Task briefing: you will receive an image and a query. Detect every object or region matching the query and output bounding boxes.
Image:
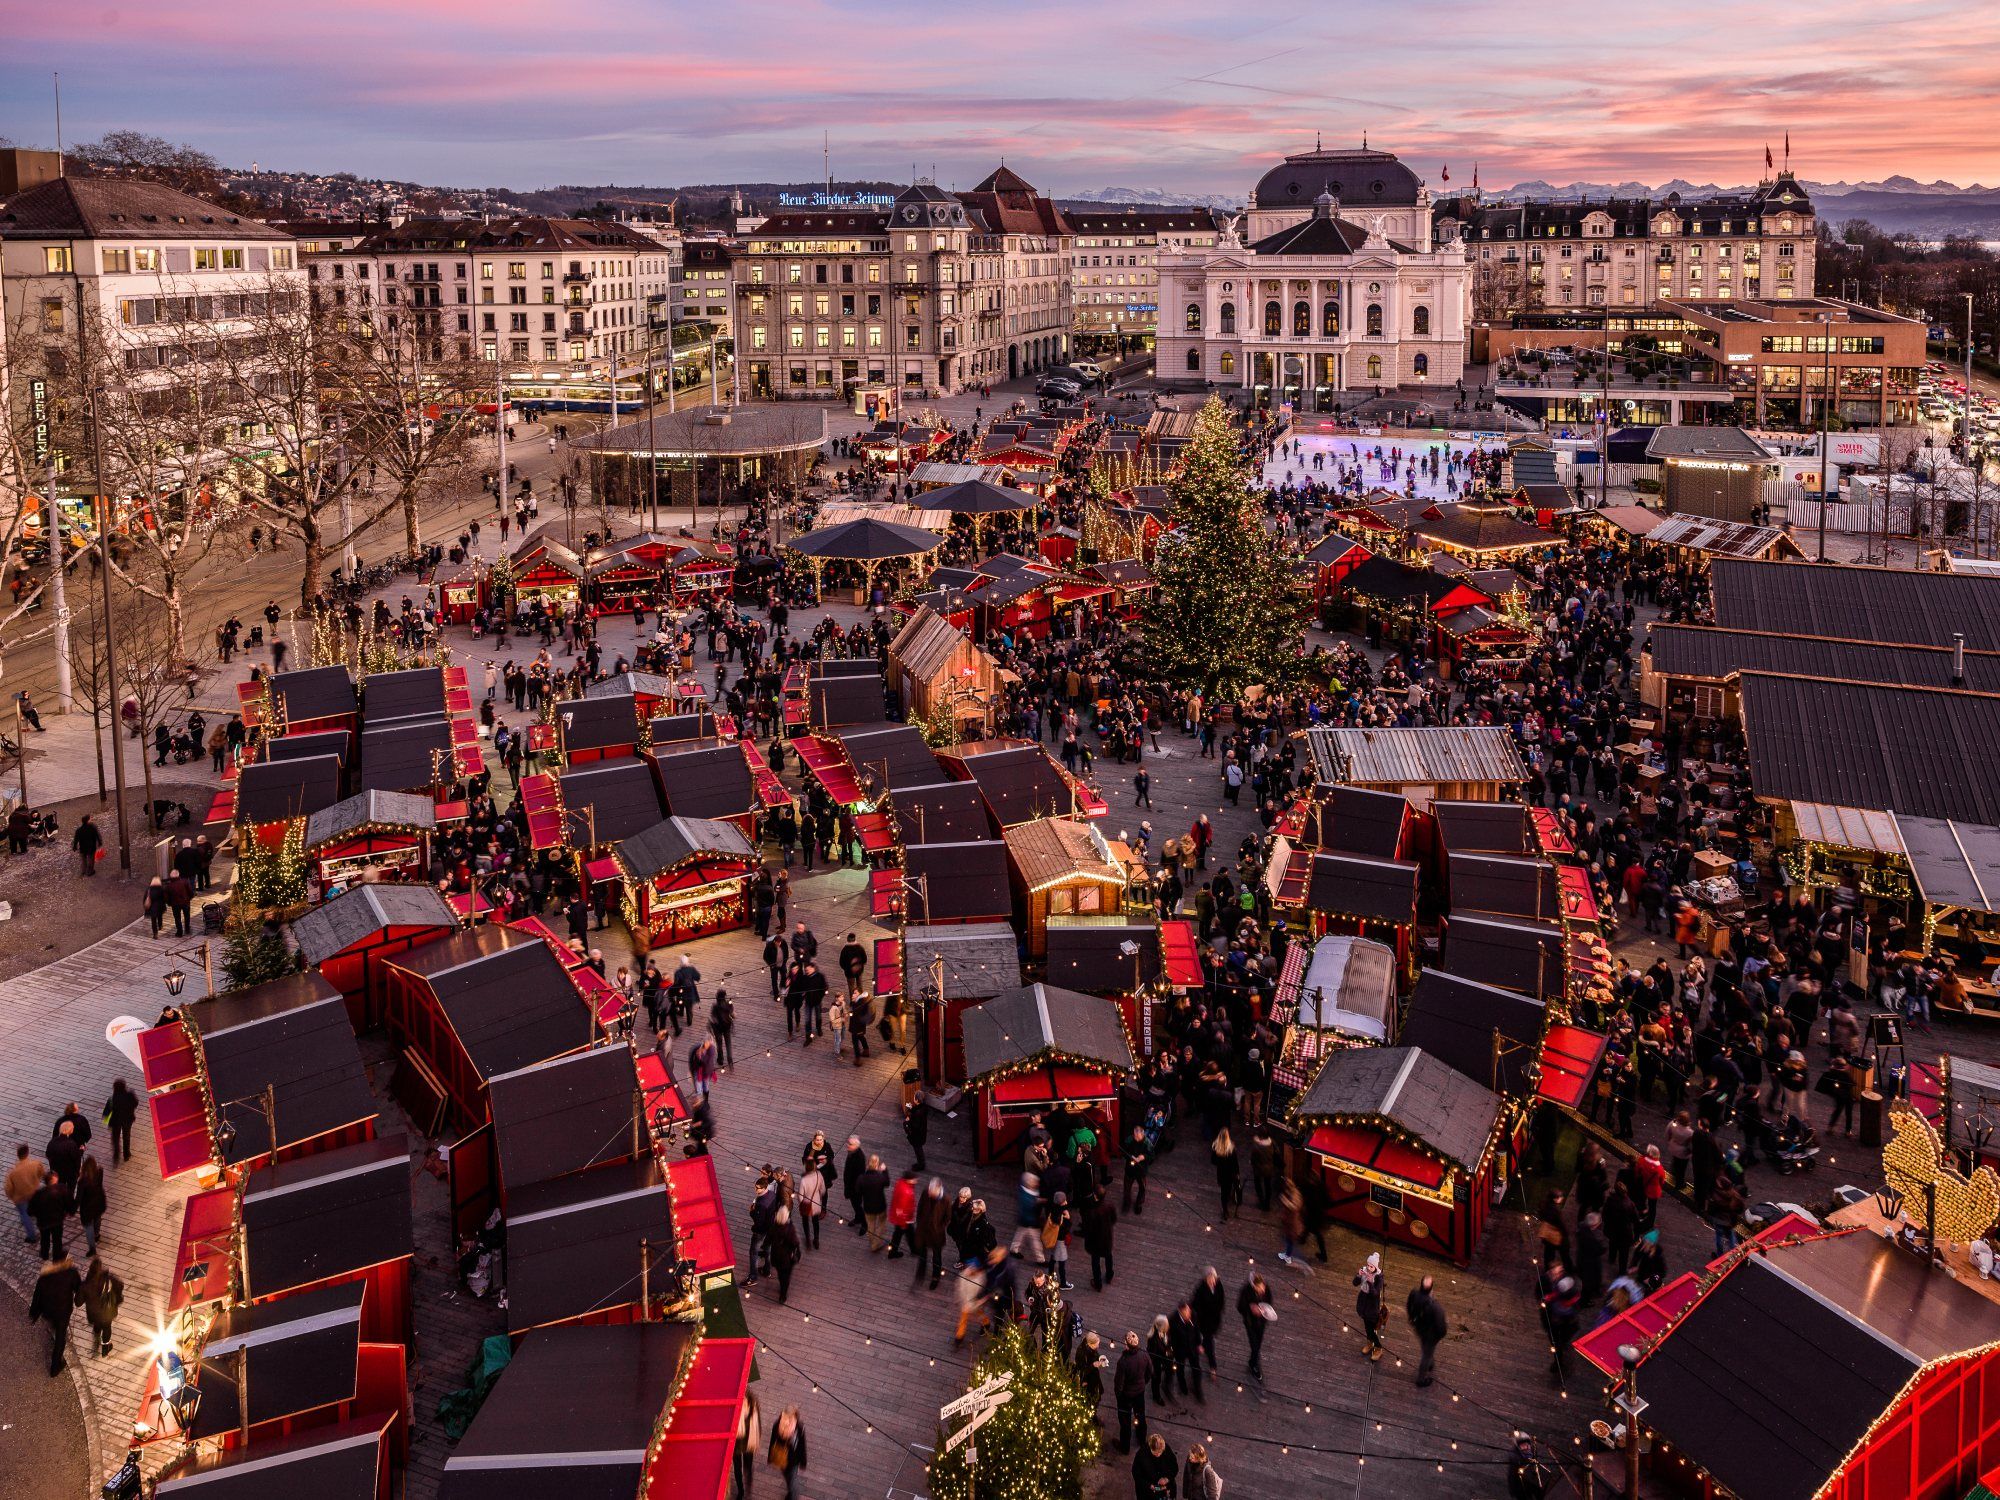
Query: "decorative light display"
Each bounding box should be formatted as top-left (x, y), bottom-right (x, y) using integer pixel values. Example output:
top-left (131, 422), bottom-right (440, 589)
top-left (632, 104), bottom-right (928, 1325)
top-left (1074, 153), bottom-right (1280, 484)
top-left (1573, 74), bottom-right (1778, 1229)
top-left (1882, 1102), bottom-right (2000, 1244)
top-left (926, 1324), bottom-right (1098, 1500)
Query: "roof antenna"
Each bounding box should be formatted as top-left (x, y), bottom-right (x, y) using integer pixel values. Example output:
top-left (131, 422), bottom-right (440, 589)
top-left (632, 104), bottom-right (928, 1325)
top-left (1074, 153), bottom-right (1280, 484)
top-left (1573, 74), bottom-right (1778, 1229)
top-left (1363, 129), bottom-right (1369, 150)
top-left (1316, 129), bottom-right (1322, 151)
top-left (825, 130), bottom-right (831, 197)
top-left (53, 71), bottom-right (63, 174)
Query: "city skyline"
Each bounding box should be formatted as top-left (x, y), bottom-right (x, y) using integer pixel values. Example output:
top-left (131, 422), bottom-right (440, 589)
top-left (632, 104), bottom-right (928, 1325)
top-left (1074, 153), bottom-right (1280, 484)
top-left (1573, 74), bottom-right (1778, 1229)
top-left (5, 0), bottom-right (2000, 196)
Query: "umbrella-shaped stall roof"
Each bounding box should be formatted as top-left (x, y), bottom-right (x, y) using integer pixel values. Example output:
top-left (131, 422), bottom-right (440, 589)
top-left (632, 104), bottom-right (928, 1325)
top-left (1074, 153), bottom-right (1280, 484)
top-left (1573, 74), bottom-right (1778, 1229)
top-left (924, 478), bottom-right (1041, 515)
top-left (784, 516), bottom-right (943, 561)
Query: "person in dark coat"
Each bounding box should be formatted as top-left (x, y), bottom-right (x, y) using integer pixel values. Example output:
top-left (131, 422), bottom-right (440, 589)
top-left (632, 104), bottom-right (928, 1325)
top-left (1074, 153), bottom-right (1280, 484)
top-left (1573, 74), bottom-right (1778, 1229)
top-left (1406, 1275), bottom-right (1447, 1387)
top-left (1113, 1330), bottom-right (1152, 1453)
top-left (769, 1207), bottom-right (802, 1304)
top-left (73, 1156), bottom-right (106, 1256)
top-left (1083, 1194), bottom-right (1118, 1289)
top-left (73, 815), bottom-right (102, 876)
top-left (1168, 1302), bottom-right (1205, 1403)
top-left (53, 1103), bottom-right (91, 1152)
top-left (27, 1172), bottom-right (67, 1261)
top-left (44, 1122), bottom-right (81, 1196)
top-left (903, 1099), bottom-right (929, 1172)
top-left (162, 873), bottom-right (195, 936)
top-left (1190, 1267), bottom-right (1225, 1372)
top-left (102, 1082), bottom-right (139, 1165)
top-left (1132, 1432), bottom-right (1178, 1500)
top-left (912, 1178), bottom-right (951, 1289)
top-left (1237, 1273), bottom-right (1274, 1380)
top-left (767, 1407), bottom-right (807, 1500)
top-left (143, 878), bottom-right (168, 937)
top-left (841, 1136), bottom-right (868, 1234)
top-left (29, 1252), bottom-right (82, 1374)
top-left (81, 1256), bottom-right (123, 1356)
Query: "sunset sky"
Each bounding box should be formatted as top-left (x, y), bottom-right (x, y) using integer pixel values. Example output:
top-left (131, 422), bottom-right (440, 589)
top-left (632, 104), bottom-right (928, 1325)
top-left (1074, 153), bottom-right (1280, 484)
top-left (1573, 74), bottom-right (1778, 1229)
top-left (6, 0), bottom-right (2000, 194)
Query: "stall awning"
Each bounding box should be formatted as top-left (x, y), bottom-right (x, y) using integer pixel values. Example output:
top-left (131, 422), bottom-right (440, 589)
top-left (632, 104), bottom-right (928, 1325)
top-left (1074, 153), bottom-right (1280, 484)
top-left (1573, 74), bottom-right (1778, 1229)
top-left (1790, 800), bottom-right (1907, 856)
top-left (1305, 1122), bottom-right (1449, 1191)
top-left (1535, 1026), bottom-right (1608, 1109)
top-left (1529, 808), bottom-right (1574, 857)
top-left (1159, 920), bottom-right (1203, 987)
top-left (794, 735), bottom-right (866, 806)
top-left (583, 857), bottom-right (621, 882)
top-left (151, 1086), bottom-right (214, 1178)
top-left (644, 1337), bottom-right (755, 1500)
top-left (1055, 583), bottom-right (1114, 604)
top-left (140, 1022), bottom-right (198, 1092)
top-left (990, 1066), bottom-right (1114, 1107)
top-left (854, 810), bottom-right (896, 853)
top-left (667, 1155), bottom-right (735, 1277)
top-left (1556, 864), bottom-right (1600, 924)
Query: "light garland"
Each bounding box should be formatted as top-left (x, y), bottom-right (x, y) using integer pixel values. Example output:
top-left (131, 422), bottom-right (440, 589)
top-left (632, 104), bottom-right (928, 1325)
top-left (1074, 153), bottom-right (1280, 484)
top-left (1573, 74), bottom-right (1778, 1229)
top-left (1882, 1102), bottom-right (2000, 1244)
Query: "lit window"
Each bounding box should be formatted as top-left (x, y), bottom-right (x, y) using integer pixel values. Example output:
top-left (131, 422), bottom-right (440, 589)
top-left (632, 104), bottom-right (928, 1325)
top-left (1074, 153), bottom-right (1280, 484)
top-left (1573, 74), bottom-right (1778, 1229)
top-left (45, 247), bottom-right (73, 273)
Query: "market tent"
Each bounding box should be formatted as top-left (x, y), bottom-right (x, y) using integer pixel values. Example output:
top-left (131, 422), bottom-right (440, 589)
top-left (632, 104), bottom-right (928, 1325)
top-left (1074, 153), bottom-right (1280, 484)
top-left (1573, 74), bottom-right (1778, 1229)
top-left (902, 840), bottom-right (1013, 923)
top-left (653, 744), bottom-right (757, 821)
top-left (1291, 1046), bottom-right (1500, 1176)
top-left (156, 1414), bottom-right (394, 1500)
top-left (1305, 851), bottom-right (1421, 926)
top-left (1290, 934), bottom-right (1396, 1041)
top-left (923, 477), bottom-right (1041, 548)
top-left (304, 789), bottom-right (436, 857)
top-left (836, 723), bottom-right (947, 791)
top-left (616, 815), bottom-right (758, 883)
top-left (785, 515), bottom-right (943, 596)
top-left (1045, 917), bottom-right (1162, 994)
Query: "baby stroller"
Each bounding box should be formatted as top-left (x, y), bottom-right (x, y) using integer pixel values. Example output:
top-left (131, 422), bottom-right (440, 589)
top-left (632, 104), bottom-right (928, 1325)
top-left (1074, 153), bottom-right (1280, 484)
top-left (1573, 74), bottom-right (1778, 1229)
top-left (1772, 1116), bottom-right (1821, 1175)
top-left (1138, 1088), bottom-right (1174, 1155)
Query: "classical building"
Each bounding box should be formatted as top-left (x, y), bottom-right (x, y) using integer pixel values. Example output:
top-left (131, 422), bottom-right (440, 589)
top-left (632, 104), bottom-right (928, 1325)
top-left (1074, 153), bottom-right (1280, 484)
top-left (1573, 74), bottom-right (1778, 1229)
top-left (733, 168), bottom-right (1074, 401)
top-left (310, 217), bottom-right (675, 368)
top-left (1155, 146), bottom-right (1470, 406)
top-left (1437, 170), bottom-right (1817, 319)
top-left (1068, 208), bottom-right (1225, 353)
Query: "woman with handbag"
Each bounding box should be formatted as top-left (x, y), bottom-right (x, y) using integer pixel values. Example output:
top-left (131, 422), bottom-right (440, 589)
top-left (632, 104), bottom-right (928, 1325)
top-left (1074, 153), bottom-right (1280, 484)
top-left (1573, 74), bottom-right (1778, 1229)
top-left (767, 1407), bottom-right (807, 1500)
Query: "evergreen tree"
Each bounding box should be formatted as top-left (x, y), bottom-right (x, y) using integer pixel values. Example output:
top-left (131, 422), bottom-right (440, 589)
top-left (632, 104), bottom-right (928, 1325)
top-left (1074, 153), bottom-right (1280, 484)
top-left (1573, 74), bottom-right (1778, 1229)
top-left (927, 1325), bottom-right (1097, 1500)
top-left (1141, 397), bottom-right (1301, 699)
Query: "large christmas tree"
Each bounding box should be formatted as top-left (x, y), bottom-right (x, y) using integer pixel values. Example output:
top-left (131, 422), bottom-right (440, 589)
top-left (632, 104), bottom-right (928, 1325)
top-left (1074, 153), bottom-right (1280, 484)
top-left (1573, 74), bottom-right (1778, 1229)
top-left (927, 1325), bottom-right (1098, 1500)
top-left (1141, 397), bottom-right (1301, 700)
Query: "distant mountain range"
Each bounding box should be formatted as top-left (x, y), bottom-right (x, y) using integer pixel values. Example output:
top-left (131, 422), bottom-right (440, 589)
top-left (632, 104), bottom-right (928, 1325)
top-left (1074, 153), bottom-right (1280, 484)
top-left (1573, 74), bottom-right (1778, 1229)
top-left (1062, 186), bottom-right (1242, 210)
top-left (1493, 176), bottom-right (1994, 200)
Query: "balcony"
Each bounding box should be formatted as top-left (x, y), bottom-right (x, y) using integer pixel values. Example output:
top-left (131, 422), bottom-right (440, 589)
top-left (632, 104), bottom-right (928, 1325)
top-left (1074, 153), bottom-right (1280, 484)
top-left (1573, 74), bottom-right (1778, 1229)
top-left (562, 269), bottom-right (594, 286)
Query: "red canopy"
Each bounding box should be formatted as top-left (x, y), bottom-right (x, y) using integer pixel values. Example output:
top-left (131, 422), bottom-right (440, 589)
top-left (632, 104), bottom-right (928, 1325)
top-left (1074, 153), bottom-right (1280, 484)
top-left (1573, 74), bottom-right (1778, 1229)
top-left (643, 1337), bottom-right (755, 1500)
top-left (1535, 1025), bottom-right (1607, 1109)
top-left (1306, 1121), bottom-right (1449, 1191)
top-left (990, 1066), bottom-right (1114, 1106)
top-left (1159, 921), bottom-right (1203, 987)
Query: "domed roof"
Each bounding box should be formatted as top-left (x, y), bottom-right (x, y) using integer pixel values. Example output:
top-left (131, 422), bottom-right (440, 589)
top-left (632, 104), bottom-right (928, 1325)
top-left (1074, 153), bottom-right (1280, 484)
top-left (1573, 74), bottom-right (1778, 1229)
top-left (1253, 148), bottom-right (1422, 209)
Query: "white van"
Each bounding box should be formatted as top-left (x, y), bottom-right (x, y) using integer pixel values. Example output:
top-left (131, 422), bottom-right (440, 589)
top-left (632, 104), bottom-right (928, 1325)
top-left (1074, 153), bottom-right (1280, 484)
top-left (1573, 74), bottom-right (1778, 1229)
top-left (1069, 360), bottom-right (1107, 384)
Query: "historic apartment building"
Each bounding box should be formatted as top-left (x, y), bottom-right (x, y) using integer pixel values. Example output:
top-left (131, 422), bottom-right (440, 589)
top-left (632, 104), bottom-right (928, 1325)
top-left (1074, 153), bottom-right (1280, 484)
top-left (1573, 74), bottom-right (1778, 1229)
top-left (1068, 208), bottom-right (1225, 353)
top-left (733, 167), bottom-right (1073, 400)
top-left (308, 216), bottom-right (675, 368)
top-left (1155, 145), bottom-right (1471, 406)
top-left (1434, 170), bottom-right (1817, 319)
top-left (0, 152), bottom-right (306, 499)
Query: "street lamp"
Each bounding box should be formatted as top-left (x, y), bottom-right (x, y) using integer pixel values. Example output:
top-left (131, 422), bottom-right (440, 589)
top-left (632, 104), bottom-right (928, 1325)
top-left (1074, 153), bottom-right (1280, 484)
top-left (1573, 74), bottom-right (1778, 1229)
top-left (1817, 311), bottom-right (1833, 562)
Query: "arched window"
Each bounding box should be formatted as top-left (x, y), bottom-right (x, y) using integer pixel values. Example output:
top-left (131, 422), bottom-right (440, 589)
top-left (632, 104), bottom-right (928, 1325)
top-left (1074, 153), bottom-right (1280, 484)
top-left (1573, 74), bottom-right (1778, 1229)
top-left (1292, 300), bottom-right (1310, 336)
top-left (1322, 300), bottom-right (1340, 336)
top-left (1412, 305), bottom-right (1430, 335)
top-left (1366, 355), bottom-right (1382, 380)
top-left (1219, 350), bottom-right (1236, 376)
top-left (1366, 303), bottom-right (1383, 336)
top-left (1185, 348), bottom-right (1201, 371)
top-left (1219, 302), bottom-right (1236, 334)
top-left (1263, 300), bottom-right (1281, 336)
top-left (1413, 353), bottom-right (1429, 376)
top-left (1185, 303), bottom-right (1202, 332)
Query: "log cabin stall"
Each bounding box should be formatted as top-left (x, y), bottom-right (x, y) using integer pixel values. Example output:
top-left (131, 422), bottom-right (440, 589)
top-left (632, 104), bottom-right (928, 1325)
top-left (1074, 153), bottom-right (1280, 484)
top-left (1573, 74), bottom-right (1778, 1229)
top-left (289, 883), bottom-right (463, 1032)
top-left (439, 1321), bottom-right (753, 1500)
top-left (303, 790), bottom-right (437, 896)
top-left (1288, 1045), bottom-right (1512, 1266)
top-left (508, 528), bottom-right (587, 610)
top-left (1304, 725), bottom-right (1527, 810)
top-left (1002, 816), bottom-right (1131, 959)
top-left (137, 971), bottom-right (379, 1181)
top-left (960, 982), bottom-right (1136, 1164)
top-left (888, 605), bottom-right (1007, 734)
top-left (612, 815), bottom-right (759, 946)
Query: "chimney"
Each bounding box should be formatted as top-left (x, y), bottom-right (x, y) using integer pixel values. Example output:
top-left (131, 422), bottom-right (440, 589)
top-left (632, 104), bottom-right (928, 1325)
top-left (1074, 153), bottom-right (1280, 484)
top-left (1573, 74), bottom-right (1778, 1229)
top-left (0, 148), bottom-right (62, 195)
top-left (1953, 632), bottom-right (1966, 685)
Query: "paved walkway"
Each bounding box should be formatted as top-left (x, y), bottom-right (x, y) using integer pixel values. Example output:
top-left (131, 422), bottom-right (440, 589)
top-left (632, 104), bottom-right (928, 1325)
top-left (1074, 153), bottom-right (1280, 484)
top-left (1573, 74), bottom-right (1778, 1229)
top-left (0, 920), bottom-right (200, 1490)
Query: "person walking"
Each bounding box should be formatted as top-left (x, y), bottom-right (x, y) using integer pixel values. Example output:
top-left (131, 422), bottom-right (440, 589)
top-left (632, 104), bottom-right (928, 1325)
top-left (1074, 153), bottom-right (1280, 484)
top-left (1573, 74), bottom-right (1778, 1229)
top-left (1182, 1442), bottom-right (1222, 1500)
top-left (28, 1171), bottom-right (67, 1261)
top-left (766, 1408), bottom-right (807, 1500)
top-left (74, 1156), bottom-right (106, 1256)
top-left (73, 814), bottom-right (102, 876)
top-left (81, 1255), bottom-right (123, 1357)
top-left (913, 1178), bottom-right (950, 1288)
top-left (1237, 1273), bottom-right (1274, 1381)
top-left (1114, 1330), bottom-right (1152, 1454)
top-left (7, 1144), bottom-right (45, 1245)
top-left (1210, 1129), bottom-right (1240, 1222)
top-left (1353, 1252), bottom-right (1386, 1361)
top-left (1406, 1274), bottom-right (1447, 1388)
top-left (732, 1391), bottom-right (762, 1500)
top-left (794, 1159), bottom-right (825, 1250)
top-left (1133, 1432), bottom-right (1178, 1500)
top-left (1190, 1268), bottom-right (1224, 1373)
top-left (101, 1081), bottom-right (138, 1166)
top-left (857, 1155), bottom-right (891, 1251)
top-left (1084, 1192), bottom-right (1118, 1289)
top-left (769, 1207), bottom-right (802, 1304)
top-left (29, 1252), bottom-right (82, 1375)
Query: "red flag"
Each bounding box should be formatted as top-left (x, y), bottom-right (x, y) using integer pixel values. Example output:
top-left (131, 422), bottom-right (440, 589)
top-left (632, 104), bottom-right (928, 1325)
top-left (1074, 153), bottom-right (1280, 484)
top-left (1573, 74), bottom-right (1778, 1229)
top-left (1766, 144), bottom-right (1774, 171)
top-left (1441, 163), bottom-right (1450, 182)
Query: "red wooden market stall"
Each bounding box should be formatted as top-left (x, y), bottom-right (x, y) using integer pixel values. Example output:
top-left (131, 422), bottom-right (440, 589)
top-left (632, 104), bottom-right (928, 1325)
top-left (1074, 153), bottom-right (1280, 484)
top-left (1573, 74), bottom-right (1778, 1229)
top-left (289, 883), bottom-right (463, 1032)
top-left (611, 815), bottom-right (759, 946)
top-left (960, 982), bottom-right (1135, 1165)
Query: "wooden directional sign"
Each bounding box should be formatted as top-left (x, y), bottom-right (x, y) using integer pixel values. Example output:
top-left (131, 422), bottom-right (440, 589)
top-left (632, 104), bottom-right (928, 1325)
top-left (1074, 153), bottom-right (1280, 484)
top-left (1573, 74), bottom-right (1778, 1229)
top-left (942, 1399), bottom-right (1005, 1451)
top-left (938, 1371), bottom-right (1012, 1422)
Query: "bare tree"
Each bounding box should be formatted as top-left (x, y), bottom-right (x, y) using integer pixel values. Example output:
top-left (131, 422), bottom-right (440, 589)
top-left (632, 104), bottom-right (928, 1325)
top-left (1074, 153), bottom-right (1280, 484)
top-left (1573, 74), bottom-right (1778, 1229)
top-left (56, 572), bottom-right (115, 803)
top-left (0, 306), bottom-right (93, 692)
top-left (66, 131), bottom-right (227, 200)
top-left (113, 587), bottom-right (209, 832)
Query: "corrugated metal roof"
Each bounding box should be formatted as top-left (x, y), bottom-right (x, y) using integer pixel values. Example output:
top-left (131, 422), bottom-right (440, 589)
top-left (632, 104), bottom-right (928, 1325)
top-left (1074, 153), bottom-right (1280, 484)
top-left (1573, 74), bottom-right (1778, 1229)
top-left (1892, 815), bottom-right (2000, 913)
top-left (1646, 624), bottom-right (2000, 692)
top-left (1738, 673), bottom-right (2000, 824)
top-left (1645, 515), bottom-right (1799, 559)
top-left (1789, 802), bottom-right (1906, 855)
top-left (1711, 559), bottom-right (2000, 651)
top-left (1307, 726), bottom-right (1526, 788)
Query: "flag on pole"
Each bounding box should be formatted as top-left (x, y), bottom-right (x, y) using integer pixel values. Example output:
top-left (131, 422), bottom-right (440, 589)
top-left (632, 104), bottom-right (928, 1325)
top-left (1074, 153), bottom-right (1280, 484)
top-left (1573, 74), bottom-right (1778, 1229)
top-left (1441, 163), bottom-right (1450, 182)
top-left (1784, 131), bottom-right (1791, 167)
top-left (1766, 143), bottom-right (1774, 172)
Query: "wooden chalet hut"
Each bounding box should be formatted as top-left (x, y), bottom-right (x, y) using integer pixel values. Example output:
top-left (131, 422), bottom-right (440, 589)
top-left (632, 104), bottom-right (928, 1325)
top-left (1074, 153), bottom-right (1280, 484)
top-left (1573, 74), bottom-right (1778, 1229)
top-left (961, 982), bottom-right (1136, 1164)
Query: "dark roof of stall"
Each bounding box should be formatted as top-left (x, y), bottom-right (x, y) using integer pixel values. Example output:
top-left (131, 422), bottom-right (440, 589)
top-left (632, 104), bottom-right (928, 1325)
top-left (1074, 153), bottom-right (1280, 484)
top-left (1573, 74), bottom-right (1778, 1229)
top-left (188, 973), bottom-right (375, 1163)
top-left (558, 760), bottom-right (667, 844)
top-left (1292, 1046), bottom-right (1502, 1174)
top-left (268, 666), bottom-right (357, 725)
top-left (1447, 850), bottom-right (1558, 920)
top-left (1431, 799), bottom-right (1532, 856)
top-left (189, 1281), bottom-right (365, 1438)
top-left (888, 780), bottom-right (995, 844)
top-left (236, 755), bottom-right (344, 825)
top-left (614, 815), bottom-right (757, 882)
top-left (652, 742), bottom-right (754, 820)
top-left (241, 1133), bottom-right (413, 1296)
top-left (553, 693), bottom-right (641, 752)
top-left (1044, 917), bottom-right (1161, 993)
top-left (503, 1157), bottom-right (672, 1334)
top-left (960, 982), bottom-right (1135, 1084)
top-left (1399, 968), bottom-right (1546, 1094)
top-left (903, 840), bottom-right (1013, 923)
top-left (290, 882), bottom-right (459, 965)
top-left (488, 1044), bottom-right (641, 1193)
top-left (156, 1414), bottom-right (392, 1500)
top-left (384, 928), bottom-right (591, 1080)
top-left (1304, 851), bottom-right (1420, 925)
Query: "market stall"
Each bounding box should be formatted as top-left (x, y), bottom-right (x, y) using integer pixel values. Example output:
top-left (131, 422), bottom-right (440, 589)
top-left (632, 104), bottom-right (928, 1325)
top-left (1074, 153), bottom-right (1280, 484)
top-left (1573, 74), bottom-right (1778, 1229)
top-left (1264, 935), bottom-right (1397, 1121)
top-left (303, 790), bottom-right (436, 895)
top-left (1290, 1045), bottom-right (1511, 1266)
top-left (612, 815), bottom-right (759, 945)
top-left (507, 531), bottom-right (586, 610)
top-left (437, 560), bottom-right (487, 625)
top-left (290, 884), bottom-right (462, 1031)
top-left (1002, 816), bottom-right (1129, 959)
top-left (960, 982), bottom-right (1135, 1164)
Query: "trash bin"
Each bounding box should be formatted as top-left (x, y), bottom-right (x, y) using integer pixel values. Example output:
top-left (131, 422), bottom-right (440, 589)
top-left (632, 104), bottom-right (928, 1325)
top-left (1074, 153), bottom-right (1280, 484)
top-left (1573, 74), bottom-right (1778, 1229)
top-left (1859, 1089), bottom-right (1885, 1148)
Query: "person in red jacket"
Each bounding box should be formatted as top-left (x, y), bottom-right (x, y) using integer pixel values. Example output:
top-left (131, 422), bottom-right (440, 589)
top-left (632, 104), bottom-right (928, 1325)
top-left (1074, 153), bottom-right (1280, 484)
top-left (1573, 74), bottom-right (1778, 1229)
top-left (1633, 1143), bottom-right (1667, 1232)
top-left (886, 1169), bottom-right (918, 1259)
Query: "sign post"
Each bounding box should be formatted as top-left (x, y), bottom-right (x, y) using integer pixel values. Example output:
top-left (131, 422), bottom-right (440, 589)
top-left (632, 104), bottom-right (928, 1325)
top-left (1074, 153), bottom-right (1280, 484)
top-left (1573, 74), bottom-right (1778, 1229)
top-left (939, 1372), bottom-right (1013, 1500)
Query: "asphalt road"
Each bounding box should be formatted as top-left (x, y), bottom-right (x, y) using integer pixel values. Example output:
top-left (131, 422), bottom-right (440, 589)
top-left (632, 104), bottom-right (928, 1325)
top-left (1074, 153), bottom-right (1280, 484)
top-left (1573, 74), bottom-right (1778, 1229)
top-left (0, 1276), bottom-right (91, 1500)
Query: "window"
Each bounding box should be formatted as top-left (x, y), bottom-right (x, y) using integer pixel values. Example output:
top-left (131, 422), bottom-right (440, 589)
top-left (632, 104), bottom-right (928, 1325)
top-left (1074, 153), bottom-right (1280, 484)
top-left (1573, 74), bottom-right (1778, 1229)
top-left (1185, 303), bottom-right (1202, 332)
top-left (44, 247), bottom-right (72, 273)
top-left (1186, 348), bottom-right (1201, 371)
top-left (1219, 351), bottom-right (1235, 376)
top-left (788, 293), bottom-right (804, 317)
top-left (194, 248), bottom-right (218, 271)
top-left (101, 248), bottom-right (131, 273)
top-left (1412, 305), bottom-right (1430, 335)
top-left (1218, 301), bottom-right (1236, 335)
top-left (1413, 353), bottom-right (1429, 376)
top-left (752, 327), bottom-right (767, 349)
top-left (1366, 355), bottom-right (1382, 380)
top-left (788, 326), bottom-right (805, 349)
top-left (39, 298), bottom-right (63, 332)
top-left (1263, 300), bottom-right (1281, 335)
top-left (1366, 303), bottom-right (1382, 336)
top-left (1292, 300), bottom-right (1310, 336)
top-left (480, 262), bottom-right (494, 279)
top-left (508, 262), bottom-right (526, 280)
top-left (1322, 300), bottom-right (1339, 336)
